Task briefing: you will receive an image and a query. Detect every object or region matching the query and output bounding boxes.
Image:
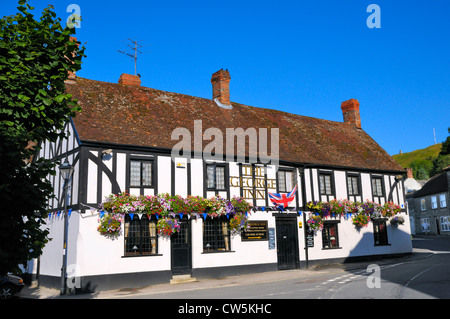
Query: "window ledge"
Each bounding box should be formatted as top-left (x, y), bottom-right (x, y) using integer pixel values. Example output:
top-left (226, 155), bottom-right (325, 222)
top-left (122, 254), bottom-right (163, 258)
top-left (201, 250), bottom-right (235, 254)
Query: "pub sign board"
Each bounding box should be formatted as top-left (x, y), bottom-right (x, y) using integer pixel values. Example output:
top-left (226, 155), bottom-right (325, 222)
top-left (306, 231), bottom-right (314, 247)
top-left (242, 220), bottom-right (268, 241)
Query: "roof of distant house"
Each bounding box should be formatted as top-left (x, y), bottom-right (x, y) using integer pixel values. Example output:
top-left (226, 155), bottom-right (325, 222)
top-left (412, 171), bottom-right (449, 198)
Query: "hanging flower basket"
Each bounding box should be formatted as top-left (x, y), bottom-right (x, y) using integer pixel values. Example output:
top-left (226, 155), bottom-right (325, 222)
top-left (307, 215), bottom-right (323, 234)
top-left (157, 217), bottom-right (181, 236)
top-left (206, 195), bottom-right (228, 218)
top-left (230, 196), bottom-right (252, 214)
top-left (97, 213), bottom-right (122, 237)
top-left (352, 214), bottom-right (370, 228)
top-left (383, 202), bottom-right (402, 217)
top-left (390, 215), bottom-right (405, 226)
top-left (229, 212), bottom-right (249, 234)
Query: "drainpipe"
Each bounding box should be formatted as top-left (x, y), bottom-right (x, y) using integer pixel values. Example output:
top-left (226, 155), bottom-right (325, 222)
top-left (299, 165), bottom-right (309, 269)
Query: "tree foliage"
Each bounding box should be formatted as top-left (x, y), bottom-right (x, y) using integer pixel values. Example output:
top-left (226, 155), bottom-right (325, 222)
top-left (439, 128), bottom-right (450, 157)
top-left (0, 0), bottom-right (85, 275)
top-left (404, 129), bottom-right (450, 180)
top-left (410, 159), bottom-right (433, 180)
top-left (430, 128), bottom-right (450, 177)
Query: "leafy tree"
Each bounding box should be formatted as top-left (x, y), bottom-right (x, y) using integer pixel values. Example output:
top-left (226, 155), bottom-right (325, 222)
top-left (410, 159), bottom-right (433, 180)
top-left (431, 154), bottom-right (450, 177)
top-left (439, 127), bottom-right (450, 156)
top-left (0, 0), bottom-right (85, 275)
top-left (416, 167), bottom-right (429, 180)
top-left (429, 128), bottom-right (450, 177)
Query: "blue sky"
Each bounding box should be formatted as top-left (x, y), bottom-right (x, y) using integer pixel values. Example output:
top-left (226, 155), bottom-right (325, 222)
top-left (2, 0), bottom-right (449, 155)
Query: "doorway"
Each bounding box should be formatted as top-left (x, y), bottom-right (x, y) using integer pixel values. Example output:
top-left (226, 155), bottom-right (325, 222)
top-left (171, 216), bottom-right (192, 275)
top-left (435, 217), bottom-right (441, 235)
top-left (275, 216), bottom-right (300, 270)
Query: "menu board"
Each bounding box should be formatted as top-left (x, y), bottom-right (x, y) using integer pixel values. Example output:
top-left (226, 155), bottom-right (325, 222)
top-left (242, 221), bottom-right (268, 241)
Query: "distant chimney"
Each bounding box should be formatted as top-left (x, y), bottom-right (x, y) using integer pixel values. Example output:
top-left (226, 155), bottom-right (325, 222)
top-left (406, 168), bottom-right (414, 179)
top-left (211, 69), bottom-right (231, 108)
top-left (341, 99), bottom-right (361, 128)
top-left (65, 36), bottom-right (78, 84)
top-left (119, 73), bottom-right (141, 86)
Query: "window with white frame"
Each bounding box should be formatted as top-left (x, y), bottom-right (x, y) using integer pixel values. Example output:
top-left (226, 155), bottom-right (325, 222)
top-left (420, 198), bottom-right (426, 211)
top-left (421, 217), bottom-right (430, 232)
top-left (440, 194), bottom-right (447, 208)
top-left (440, 216), bottom-right (450, 231)
top-left (431, 196), bottom-right (438, 209)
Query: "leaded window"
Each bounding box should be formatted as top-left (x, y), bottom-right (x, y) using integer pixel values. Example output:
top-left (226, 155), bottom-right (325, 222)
top-left (206, 164), bottom-right (226, 190)
top-left (347, 175), bottom-right (360, 196)
top-left (319, 173), bottom-right (333, 195)
top-left (278, 170), bottom-right (295, 192)
top-left (124, 214), bottom-right (158, 256)
top-left (130, 160), bottom-right (153, 187)
top-left (371, 177), bottom-right (383, 197)
top-left (203, 217), bottom-right (230, 252)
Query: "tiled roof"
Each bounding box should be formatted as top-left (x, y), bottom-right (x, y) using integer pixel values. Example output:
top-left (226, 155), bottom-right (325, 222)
top-left (66, 77), bottom-right (404, 172)
top-left (412, 171), bottom-right (449, 198)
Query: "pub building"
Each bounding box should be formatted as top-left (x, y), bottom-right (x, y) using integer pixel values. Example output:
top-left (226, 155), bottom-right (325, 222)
top-left (30, 68), bottom-right (412, 292)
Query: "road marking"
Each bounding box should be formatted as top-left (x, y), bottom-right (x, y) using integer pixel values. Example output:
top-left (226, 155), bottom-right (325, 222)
top-left (404, 264), bottom-right (441, 288)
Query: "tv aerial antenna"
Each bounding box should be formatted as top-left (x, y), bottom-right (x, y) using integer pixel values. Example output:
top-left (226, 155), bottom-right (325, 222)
top-left (118, 39), bottom-right (146, 76)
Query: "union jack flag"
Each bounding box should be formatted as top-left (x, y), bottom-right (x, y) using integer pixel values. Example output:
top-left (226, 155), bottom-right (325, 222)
top-left (268, 185), bottom-right (297, 208)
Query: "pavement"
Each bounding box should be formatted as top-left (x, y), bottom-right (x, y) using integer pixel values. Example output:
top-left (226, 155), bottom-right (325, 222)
top-left (17, 246), bottom-right (434, 299)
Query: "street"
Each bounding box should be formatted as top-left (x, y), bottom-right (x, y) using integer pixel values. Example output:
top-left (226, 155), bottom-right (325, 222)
top-left (17, 235), bottom-right (450, 301)
top-left (112, 236), bottom-right (450, 299)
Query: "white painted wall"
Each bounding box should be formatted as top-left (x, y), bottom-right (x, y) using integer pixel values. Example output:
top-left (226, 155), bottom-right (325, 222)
top-left (75, 211), bottom-right (171, 276)
top-left (191, 211), bottom-right (277, 270)
top-left (303, 212), bottom-right (412, 262)
top-left (158, 156), bottom-right (171, 194)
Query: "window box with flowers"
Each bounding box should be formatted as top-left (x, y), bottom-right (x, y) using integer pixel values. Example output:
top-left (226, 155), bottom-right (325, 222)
top-left (306, 199), bottom-right (402, 231)
top-left (97, 192), bottom-right (253, 239)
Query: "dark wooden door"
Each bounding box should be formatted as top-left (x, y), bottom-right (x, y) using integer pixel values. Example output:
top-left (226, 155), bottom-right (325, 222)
top-left (171, 217), bottom-right (192, 275)
top-left (275, 217), bottom-right (299, 270)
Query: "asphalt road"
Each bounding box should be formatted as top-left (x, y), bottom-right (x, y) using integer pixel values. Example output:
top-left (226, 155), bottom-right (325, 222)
top-left (117, 236), bottom-right (450, 299)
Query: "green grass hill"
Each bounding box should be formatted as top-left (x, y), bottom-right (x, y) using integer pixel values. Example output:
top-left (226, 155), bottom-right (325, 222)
top-left (392, 143), bottom-right (442, 168)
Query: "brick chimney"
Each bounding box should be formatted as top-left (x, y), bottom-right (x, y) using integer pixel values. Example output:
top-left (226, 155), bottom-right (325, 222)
top-left (341, 99), bottom-right (361, 128)
top-left (119, 73), bottom-right (141, 86)
top-left (406, 168), bottom-right (414, 179)
top-left (65, 36), bottom-right (78, 84)
top-left (211, 69), bottom-right (231, 108)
